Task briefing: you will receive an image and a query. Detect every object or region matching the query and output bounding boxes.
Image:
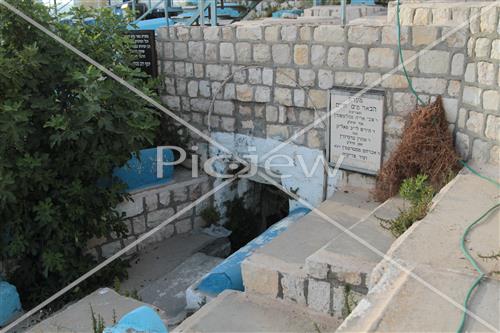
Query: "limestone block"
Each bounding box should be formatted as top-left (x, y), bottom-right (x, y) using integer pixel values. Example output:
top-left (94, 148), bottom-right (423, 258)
top-left (281, 25), bottom-right (298, 42)
top-left (393, 92), bottom-right (416, 116)
top-left (213, 101), bottom-right (234, 116)
top-left (253, 44), bottom-right (271, 63)
top-left (485, 115), bottom-right (499, 142)
top-left (412, 26), bottom-right (438, 46)
top-left (307, 280), bottom-right (331, 314)
top-left (159, 191), bottom-right (171, 206)
top-left (174, 42), bottom-right (187, 59)
top-left (381, 75), bottom-right (408, 89)
top-left (308, 90), bottom-right (328, 109)
top-left (348, 26), bottom-right (379, 44)
top-left (163, 95), bottom-right (181, 110)
top-left (236, 42), bottom-right (251, 62)
top-left (263, 68), bottom-right (274, 86)
top-left (335, 72), bottom-right (363, 86)
top-left (267, 124), bottom-right (289, 140)
top-left (203, 27), bottom-right (220, 41)
top-left (294, 45), bottom-right (309, 65)
top-left (131, 215), bottom-right (146, 234)
top-left (205, 43), bottom-right (217, 62)
top-left (311, 45), bottom-right (326, 66)
top-left (101, 241), bottom-right (122, 258)
top-left (480, 6), bottom-right (497, 33)
top-left (368, 48), bottom-right (395, 69)
top-left (300, 26), bottom-right (312, 41)
top-left (220, 42), bottom-right (235, 62)
top-left (398, 50), bottom-right (416, 72)
top-left (432, 8), bottom-right (450, 25)
top-left (306, 260), bottom-right (329, 280)
top-left (187, 81), bottom-right (198, 98)
top-left (471, 139), bottom-right (489, 163)
top-left (477, 62), bottom-right (496, 85)
top-left (442, 98), bottom-right (458, 123)
top-left (236, 84), bottom-right (254, 102)
top-left (255, 86), bottom-right (271, 103)
top-left (413, 8), bottom-right (430, 25)
top-left (364, 72), bottom-right (381, 86)
top-left (272, 44), bottom-right (291, 64)
top-left (418, 50), bottom-right (449, 74)
top-left (448, 80), bottom-right (461, 97)
top-left (194, 64), bottom-right (204, 78)
top-left (492, 40), bottom-right (500, 60)
top-left (464, 63), bottom-right (475, 83)
top-left (175, 218), bottom-right (192, 234)
top-left (466, 111), bottom-right (484, 134)
top-left (281, 273), bottom-right (307, 305)
top-left (265, 26), bottom-right (280, 41)
top-left (248, 68), bottom-right (262, 84)
top-left (384, 116), bottom-right (405, 137)
top-left (463, 86), bottom-right (482, 106)
top-left (457, 108), bottom-right (467, 129)
top-left (190, 27), bottom-right (203, 40)
top-left (443, 28), bottom-right (466, 48)
top-left (483, 90), bottom-right (499, 111)
top-left (174, 62), bottom-right (185, 76)
top-left (455, 132), bottom-right (470, 159)
top-left (224, 83), bottom-right (235, 99)
top-left (318, 69), bottom-right (334, 89)
top-left (163, 42), bottom-right (174, 59)
top-left (276, 68), bottom-right (296, 87)
top-left (294, 89), bottom-right (305, 107)
top-left (298, 69), bottom-right (316, 87)
top-left (307, 130), bottom-right (322, 148)
top-left (148, 208), bottom-right (175, 228)
top-left (236, 26), bottom-right (262, 40)
top-left (221, 117), bottom-right (236, 131)
top-left (314, 25), bottom-right (345, 43)
top-left (489, 146), bottom-right (499, 165)
top-left (475, 38), bottom-right (491, 58)
top-left (327, 47), bottom-right (345, 68)
top-left (190, 98), bottom-right (211, 112)
top-left (222, 26), bottom-right (234, 41)
top-left (241, 259), bottom-right (279, 297)
top-left (266, 105), bottom-right (278, 122)
top-left (451, 53), bottom-right (465, 76)
top-left (274, 87), bottom-right (293, 106)
top-left (199, 81), bottom-right (211, 98)
top-left (412, 78), bottom-right (447, 94)
top-left (348, 48), bottom-right (365, 68)
top-left (382, 25), bottom-right (408, 45)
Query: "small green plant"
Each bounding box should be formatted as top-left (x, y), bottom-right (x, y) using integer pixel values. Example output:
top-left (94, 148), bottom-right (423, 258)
top-left (90, 305), bottom-right (106, 333)
top-left (200, 206), bottom-right (221, 226)
top-left (379, 175), bottom-right (435, 237)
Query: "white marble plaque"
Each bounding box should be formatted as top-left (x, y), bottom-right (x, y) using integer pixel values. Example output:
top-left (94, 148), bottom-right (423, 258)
top-left (329, 87), bottom-right (384, 175)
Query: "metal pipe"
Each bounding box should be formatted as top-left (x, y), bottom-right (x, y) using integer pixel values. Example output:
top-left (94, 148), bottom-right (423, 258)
top-left (199, 0), bottom-right (204, 26)
top-left (53, 0), bottom-right (57, 16)
top-left (134, 0), bottom-right (162, 23)
top-left (210, 0), bottom-right (216, 26)
top-left (164, 0), bottom-right (169, 27)
top-left (340, 0), bottom-right (346, 26)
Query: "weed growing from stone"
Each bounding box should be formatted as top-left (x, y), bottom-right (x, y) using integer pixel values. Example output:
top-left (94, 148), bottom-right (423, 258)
top-left (378, 174), bottom-right (435, 237)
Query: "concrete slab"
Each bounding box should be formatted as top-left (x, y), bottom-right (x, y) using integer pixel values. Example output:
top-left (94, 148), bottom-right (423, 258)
top-left (138, 253), bottom-right (223, 326)
top-left (383, 172), bottom-right (500, 278)
top-left (174, 290), bottom-right (342, 333)
top-left (338, 266), bottom-right (500, 332)
top-left (27, 288), bottom-right (167, 333)
top-left (256, 187), bottom-right (379, 266)
top-left (121, 232), bottom-right (219, 293)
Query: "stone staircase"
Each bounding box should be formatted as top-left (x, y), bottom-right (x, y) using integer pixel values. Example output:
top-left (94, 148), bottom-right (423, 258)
top-left (173, 186), bottom-right (405, 331)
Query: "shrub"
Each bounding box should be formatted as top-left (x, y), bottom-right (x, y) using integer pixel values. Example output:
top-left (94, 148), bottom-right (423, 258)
top-left (0, 1), bottom-right (161, 307)
top-left (379, 175), bottom-right (435, 237)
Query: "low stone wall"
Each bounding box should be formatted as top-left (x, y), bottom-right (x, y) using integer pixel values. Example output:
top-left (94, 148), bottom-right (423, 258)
top-left (156, 2), bottom-right (499, 167)
top-left (88, 169), bottom-right (212, 259)
top-left (303, 4), bottom-right (387, 19)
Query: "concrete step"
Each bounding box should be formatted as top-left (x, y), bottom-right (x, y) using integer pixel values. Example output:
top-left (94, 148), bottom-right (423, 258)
top-left (241, 187), bottom-right (380, 309)
top-left (27, 288), bottom-right (168, 333)
top-left (121, 231), bottom-right (222, 294)
top-left (137, 253), bottom-right (223, 327)
top-left (173, 290), bottom-right (342, 333)
top-left (338, 169), bottom-right (500, 332)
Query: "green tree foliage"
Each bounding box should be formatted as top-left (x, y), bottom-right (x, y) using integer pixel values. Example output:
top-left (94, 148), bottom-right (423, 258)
top-left (0, 0), bottom-right (161, 307)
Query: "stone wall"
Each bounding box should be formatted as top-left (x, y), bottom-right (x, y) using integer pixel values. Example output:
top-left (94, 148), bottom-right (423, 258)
top-left (88, 170), bottom-right (212, 259)
top-left (156, 2), bottom-right (499, 168)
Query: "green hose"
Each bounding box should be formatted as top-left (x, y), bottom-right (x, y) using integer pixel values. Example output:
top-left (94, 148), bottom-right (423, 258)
top-left (456, 161), bottom-right (500, 333)
top-left (395, 2), bottom-right (500, 330)
top-left (396, 0), bottom-right (426, 106)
